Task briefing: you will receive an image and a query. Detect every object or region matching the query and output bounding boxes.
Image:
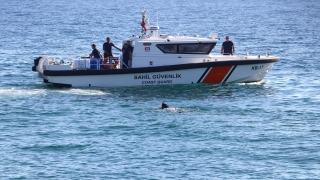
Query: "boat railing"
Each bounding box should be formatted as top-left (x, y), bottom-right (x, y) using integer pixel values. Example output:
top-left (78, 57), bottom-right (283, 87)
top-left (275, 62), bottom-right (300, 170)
top-left (71, 57), bottom-right (121, 70)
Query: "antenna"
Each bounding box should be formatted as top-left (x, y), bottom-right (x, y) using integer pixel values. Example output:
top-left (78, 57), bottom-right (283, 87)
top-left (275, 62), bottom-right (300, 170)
top-left (157, 11), bottom-right (158, 26)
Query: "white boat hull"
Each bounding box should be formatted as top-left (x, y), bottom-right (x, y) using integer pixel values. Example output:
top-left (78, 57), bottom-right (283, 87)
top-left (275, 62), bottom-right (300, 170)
top-left (33, 57), bottom-right (277, 87)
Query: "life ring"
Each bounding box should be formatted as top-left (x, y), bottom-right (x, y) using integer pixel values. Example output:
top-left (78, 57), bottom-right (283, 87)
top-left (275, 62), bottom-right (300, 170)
top-left (103, 57), bottom-right (118, 69)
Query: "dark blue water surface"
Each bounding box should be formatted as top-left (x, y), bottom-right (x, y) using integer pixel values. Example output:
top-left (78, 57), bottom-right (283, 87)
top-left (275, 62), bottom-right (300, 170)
top-left (0, 0), bottom-right (319, 179)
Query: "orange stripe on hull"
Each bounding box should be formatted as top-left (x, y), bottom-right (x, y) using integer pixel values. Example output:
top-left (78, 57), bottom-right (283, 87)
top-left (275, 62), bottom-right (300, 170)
top-left (202, 66), bottom-right (233, 83)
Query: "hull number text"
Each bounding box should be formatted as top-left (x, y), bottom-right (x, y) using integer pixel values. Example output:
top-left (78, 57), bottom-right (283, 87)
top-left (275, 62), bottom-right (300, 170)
top-left (251, 65), bottom-right (264, 70)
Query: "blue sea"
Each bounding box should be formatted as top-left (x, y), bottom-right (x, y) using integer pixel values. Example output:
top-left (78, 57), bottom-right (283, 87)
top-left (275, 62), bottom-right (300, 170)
top-left (1, 0), bottom-right (319, 179)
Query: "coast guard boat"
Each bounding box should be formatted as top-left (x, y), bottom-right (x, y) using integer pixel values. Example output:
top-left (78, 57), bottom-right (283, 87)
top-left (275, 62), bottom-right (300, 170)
top-left (32, 8), bottom-right (279, 88)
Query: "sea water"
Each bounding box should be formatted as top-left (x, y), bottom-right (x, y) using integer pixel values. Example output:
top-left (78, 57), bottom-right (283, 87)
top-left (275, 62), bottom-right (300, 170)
top-left (0, 0), bottom-right (319, 179)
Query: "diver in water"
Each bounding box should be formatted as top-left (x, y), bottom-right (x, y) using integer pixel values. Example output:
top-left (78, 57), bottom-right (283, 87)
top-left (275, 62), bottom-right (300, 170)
top-left (161, 101), bottom-right (169, 109)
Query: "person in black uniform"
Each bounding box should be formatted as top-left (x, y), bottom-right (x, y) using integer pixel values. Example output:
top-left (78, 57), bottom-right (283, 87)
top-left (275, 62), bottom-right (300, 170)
top-left (103, 37), bottom-right (121, 58)
top-left (89, 44), bottom-right (102, 58)
top-left (122, 43), bottom-right (131, 68)
top-left (128, 41), bottom-right (134, 67)
top-left (126, 40), bottom-right (134, 53)
top-left (122, 40), bottom-right (134, 67)
top-left (221, 36), bottom-right (235, 55)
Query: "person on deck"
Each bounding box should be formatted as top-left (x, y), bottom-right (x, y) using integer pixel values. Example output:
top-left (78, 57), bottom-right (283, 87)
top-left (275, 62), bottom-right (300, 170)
top-left (89, 44), bottom-right (102, 58)
top-left (221, 36), bottom-right (235, 55)
top-left (103, 37), bottom-right (121, 58)
top-left (127, 40), bottom-right (134, 53)
top-left (122, 43), bottom-right (131, 68)
top-left (122, 40), bottom-right (134, 52)
top-left (122, 40), bottom-right (133, 67)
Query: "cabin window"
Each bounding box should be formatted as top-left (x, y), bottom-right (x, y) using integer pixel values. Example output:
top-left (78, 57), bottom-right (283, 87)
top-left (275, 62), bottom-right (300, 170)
top-left (156, 44), bottom-right (178, 53)
top-left (156, 43), bottom-right (216, 54)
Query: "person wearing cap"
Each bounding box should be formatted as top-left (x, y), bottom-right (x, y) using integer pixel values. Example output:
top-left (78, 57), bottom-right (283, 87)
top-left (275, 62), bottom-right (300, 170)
top-left (103, 37), bottom-right (121, 58)
top-left (221, 36), bottom-right (235, 55)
